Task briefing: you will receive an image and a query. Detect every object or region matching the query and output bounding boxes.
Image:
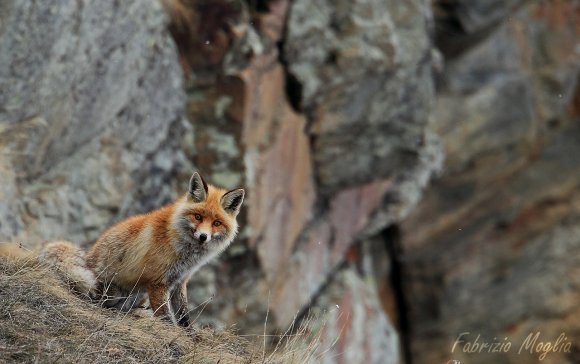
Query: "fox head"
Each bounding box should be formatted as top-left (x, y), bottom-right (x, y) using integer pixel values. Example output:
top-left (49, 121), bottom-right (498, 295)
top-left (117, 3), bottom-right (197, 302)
top-left (174, 172), bottom-right (244, 253)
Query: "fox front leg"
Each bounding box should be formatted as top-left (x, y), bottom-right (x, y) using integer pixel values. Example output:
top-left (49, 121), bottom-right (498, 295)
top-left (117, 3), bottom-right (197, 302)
top-left (147, 283), bottom-right (174, 323)
top-left (170, 281), bottom-right (190, 327)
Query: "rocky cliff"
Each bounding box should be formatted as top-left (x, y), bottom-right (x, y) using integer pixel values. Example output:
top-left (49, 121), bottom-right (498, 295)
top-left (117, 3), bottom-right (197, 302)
top-left (405, 1), bottom-right (580, 363)
top-left (0, 0), bottom-right (578, 363)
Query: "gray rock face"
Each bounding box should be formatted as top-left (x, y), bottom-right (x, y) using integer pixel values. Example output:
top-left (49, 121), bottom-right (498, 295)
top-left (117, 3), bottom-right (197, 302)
top-left (402, 2), bottom-right (580, 363)
top-left (434, 0), bottom-right (527, 56)
top-left (0, 0), bottom-right (189, 245)
top-left (284, 0), bottom-right (439, 194)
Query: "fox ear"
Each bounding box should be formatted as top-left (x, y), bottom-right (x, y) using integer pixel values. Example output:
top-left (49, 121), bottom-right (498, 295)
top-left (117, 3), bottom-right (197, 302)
top-left (221, 189), bottom-right (244, 215)
top-left (189, 172), bottom-right (208, 203)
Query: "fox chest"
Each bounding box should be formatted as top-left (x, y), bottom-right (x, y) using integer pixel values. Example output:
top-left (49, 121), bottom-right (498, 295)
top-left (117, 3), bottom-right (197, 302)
top-left (165, 244), bottom-right (210, 288)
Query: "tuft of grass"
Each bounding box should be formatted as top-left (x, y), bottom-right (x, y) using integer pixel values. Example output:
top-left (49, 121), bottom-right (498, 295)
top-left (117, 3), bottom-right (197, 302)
top-left (0, 257), bottom-right (326, 364)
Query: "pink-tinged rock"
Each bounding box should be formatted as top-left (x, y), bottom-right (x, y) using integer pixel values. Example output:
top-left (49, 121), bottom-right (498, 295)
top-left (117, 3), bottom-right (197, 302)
top-left (328, 179), bottom-right (393, 261)
top-left (239, 59), bottom-right (317, 283)
top-left (248, 110), bottom-right (317, 283)
top-left (271, 179), bottom-right (392, 326)
top-left (313, 268), bottom-right (399, 364)
top-left (240, 62), bottom-right (288, 149)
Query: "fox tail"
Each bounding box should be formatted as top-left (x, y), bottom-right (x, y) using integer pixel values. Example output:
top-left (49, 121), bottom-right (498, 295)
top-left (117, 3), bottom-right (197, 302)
top-left (0, 240), bottom-right (96, 297)
top-left (39, 240), bottom-right (97, 297)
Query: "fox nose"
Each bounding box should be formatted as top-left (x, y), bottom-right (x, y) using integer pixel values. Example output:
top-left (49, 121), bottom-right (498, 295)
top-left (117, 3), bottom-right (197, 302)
top-left (199, 233), bottom-right (208, 243)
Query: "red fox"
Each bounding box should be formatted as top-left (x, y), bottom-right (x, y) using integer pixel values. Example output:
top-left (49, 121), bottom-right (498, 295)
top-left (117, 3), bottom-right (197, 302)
top-left (0, 172), bottom-right (244, 327)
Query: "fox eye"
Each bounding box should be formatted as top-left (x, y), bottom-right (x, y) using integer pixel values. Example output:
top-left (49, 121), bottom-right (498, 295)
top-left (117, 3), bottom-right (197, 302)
top-left (194, 214), bottom-right (202, 221)
top-left (213, 221), bottom-right (221, 227)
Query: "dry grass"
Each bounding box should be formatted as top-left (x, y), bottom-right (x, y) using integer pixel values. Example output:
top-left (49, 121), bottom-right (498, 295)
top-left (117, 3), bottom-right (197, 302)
top-left (0, 257), bottom-right (322, 364)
